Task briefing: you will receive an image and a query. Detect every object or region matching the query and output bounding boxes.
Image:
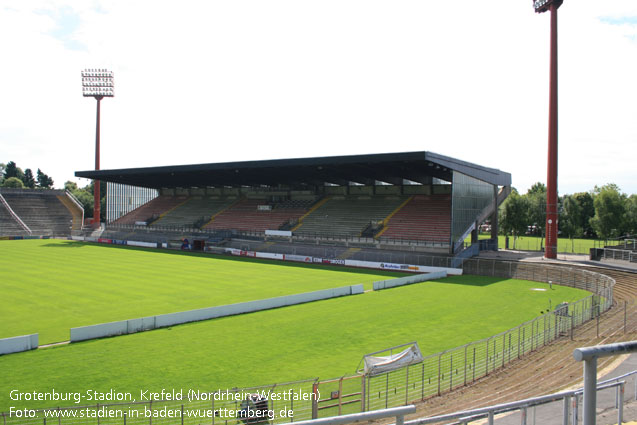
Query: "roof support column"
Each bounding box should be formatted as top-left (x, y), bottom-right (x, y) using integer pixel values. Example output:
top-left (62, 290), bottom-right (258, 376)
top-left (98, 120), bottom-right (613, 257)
top-left (491, 185), bottom-right (499, 249)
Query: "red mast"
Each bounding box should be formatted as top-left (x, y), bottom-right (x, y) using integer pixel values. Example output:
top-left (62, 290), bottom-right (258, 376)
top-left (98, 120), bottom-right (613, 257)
top-left (534, 0), bottom-right (563, 259)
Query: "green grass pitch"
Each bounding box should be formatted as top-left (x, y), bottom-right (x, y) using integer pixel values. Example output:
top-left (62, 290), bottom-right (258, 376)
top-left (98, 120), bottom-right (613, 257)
top-left (0, 239), bottom-right (406, 344)
top-left (0, 240), bottom-right (589, 412)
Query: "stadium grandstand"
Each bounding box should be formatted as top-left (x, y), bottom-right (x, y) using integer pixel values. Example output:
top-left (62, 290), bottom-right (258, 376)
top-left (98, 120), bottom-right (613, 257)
top-left (0, 188), bottom-right (84, 237)
top-left (75, 151), bottom-right (511, 260)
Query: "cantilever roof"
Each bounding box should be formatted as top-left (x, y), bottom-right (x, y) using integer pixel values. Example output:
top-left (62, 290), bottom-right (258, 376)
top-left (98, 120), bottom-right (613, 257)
top-left (75, 151), bottom-right (511, 189)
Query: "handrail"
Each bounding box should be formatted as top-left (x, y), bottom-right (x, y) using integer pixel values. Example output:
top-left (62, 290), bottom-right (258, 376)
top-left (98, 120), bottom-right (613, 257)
top-left (289, 405), bottom-right (416, 425)
top-left (574, 340), bottom-right (637, 425)
top-left (400, 381), bottom-right (626, 425)
top-left (65, 190), bottom-right (85, 229)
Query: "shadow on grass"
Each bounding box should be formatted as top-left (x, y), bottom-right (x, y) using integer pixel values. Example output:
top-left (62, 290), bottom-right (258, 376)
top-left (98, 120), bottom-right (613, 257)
top-left (38, 240), bottom-right (409, 278)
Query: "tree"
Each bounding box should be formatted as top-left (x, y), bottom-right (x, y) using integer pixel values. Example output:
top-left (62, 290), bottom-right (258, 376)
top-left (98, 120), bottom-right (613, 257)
top-left (2, 177), bottom-right (25, 188)
top-left (64, 181), bottom-right (78, 192)
top-left (80, 180), bottom-right (107, 222)
top-left (590, 184), bottom-right (626, 239)
top-left (72, 188), bottom-right (94, 218)
top-left (571, 192), bottom-right (595, 237)
top-left (22, 168), bottom-right (35, 188)
top-left (624, 194), bottom-right (637, 236)
top-left (4, 161), bottom-right (24, 181)
top-left (499, 189), bottom-right (529, 249)
top-left (0, 163), bottom-right (5, 185)
top-left (36, 168), bottom-right (54, 189)
top-left (525, 183), bottom-right (547, 243)
top-left (527, 182), bottom-right (546, 195)
top-left (560, 194), bottom-right (582, 251)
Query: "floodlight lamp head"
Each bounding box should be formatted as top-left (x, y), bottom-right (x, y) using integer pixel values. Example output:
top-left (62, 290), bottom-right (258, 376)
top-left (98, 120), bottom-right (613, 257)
top-left (533, 0), bottom-right (563, 13)
top-left (82, 68), bottom-right (114, 98)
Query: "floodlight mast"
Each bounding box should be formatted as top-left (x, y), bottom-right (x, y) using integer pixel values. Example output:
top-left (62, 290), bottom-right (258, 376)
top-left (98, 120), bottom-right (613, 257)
top-left (534, 0), bottom-right (563, 259)
top-left (82, 69), bottom-right (114, 227)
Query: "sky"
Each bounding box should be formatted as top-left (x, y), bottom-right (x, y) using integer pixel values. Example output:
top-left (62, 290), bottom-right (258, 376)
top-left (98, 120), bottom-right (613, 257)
top-left (0, 0), bottom-right (636, 195)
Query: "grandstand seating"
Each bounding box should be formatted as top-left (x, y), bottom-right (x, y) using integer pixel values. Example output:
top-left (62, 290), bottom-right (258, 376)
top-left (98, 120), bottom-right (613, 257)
top-left (1, 191), bottom-right (74, 236)
top-left (378, 194), bottom-right (451, 242)
top-left (0, 198), bottom-right (30, 236)
top-left (151, 197), bottom-right (236, 228)
top-left (294, 196), bottom-right (409, 237)
top-left (111, 195), bottom-right (188, 225)
top-left (203, 198), bottom-right (311, 232)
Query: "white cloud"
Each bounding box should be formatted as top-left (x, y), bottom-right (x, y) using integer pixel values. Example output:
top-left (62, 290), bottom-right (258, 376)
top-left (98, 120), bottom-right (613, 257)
top-left (0, 0), bottom-right (635, 195)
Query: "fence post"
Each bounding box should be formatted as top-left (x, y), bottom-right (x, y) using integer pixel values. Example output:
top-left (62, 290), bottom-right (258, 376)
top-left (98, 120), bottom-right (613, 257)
top-left (312, 383), bottom-right (319, 419)
top-left (502, 334), bottom-right (505, 368)
top-left (449, 355), bottom-right (453, 391)
top-left (420, 363), bottom-right (425, 401)
top-left (464, 345), bottom-right (468, 386)
top-left (518, 327), bottom-right (521, 359)
top-left (624, 300), bottom-right (627, 334)
top-left (338, 377), bottom-right (343, 415)
top-left (405, 365), bottom-right (410, 405)
top-left (597, 314), bottom-right (600, 338)
top-left (361, 375), bottom-right (366, 412)
top-left (562, 396), bottom-right (570, 425)
top-left (618, 383), bottom-right (625, 425)
top-left (508, 333), bottom-right (512, 363)
top-left (544, 315), bottom-right (547, 346)
top-left (437, 354), bottom-right (442, 396)
top-left (472, 347), bottom-right (476, 382)
top-left (385, 373), bottom-right (389, 409)
top-left (486, 339), bottom-right (490, 375)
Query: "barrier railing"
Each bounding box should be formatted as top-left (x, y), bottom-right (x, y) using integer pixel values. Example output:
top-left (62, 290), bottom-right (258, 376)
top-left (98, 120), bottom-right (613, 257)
top-left (600, 248), bottom-right (637, 263)
top-left (574, 341), bottom-right (637, 425)
top-left (400, 380), bottom-right (628, 425)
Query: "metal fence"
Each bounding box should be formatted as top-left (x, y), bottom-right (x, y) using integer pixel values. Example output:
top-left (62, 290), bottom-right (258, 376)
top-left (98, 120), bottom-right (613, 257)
top-left (597, 237), bottom-right (636, 250)
top-left (599, 248), bottom-right (637, 263)
top-left (0, 262), bottom-right (615, 425)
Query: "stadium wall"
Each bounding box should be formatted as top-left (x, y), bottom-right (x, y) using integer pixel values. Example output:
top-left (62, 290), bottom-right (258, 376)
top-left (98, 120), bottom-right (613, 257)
top-left (0, 334), bottom-right (38, 355)
top-left (70, 284), bottom-right (364, 342)
top-left (69, 235), bottom-right (463, 275)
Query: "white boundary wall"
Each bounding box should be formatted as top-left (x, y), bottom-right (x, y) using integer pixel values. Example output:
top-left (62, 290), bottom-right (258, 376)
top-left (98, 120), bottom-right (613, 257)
top-left (373, 271), bottom-right (447, 291)
top-left (220, 248), bottom-right (462, 275)
top-left (0, 334), bottom-right (38, 355)
top-left (70, 284), bottom-right (364, 342)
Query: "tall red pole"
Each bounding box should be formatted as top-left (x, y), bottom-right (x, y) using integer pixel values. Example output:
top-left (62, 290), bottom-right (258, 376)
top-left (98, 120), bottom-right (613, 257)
top-left (545, 3), bottom-right (560, 259)
top-left (94, 96), bottom-right (102, 226)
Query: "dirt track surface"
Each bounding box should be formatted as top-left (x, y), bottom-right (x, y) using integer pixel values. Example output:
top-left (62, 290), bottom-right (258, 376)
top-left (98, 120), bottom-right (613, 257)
top-left (387, 261), bottom-right (637, 423)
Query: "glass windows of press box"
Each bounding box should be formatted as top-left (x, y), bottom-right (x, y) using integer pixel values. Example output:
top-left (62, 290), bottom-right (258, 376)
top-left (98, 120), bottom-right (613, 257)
top-left (451, 171), bottom-right (494, 247)
top-left (106, 182), bottom-right (158, 223)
